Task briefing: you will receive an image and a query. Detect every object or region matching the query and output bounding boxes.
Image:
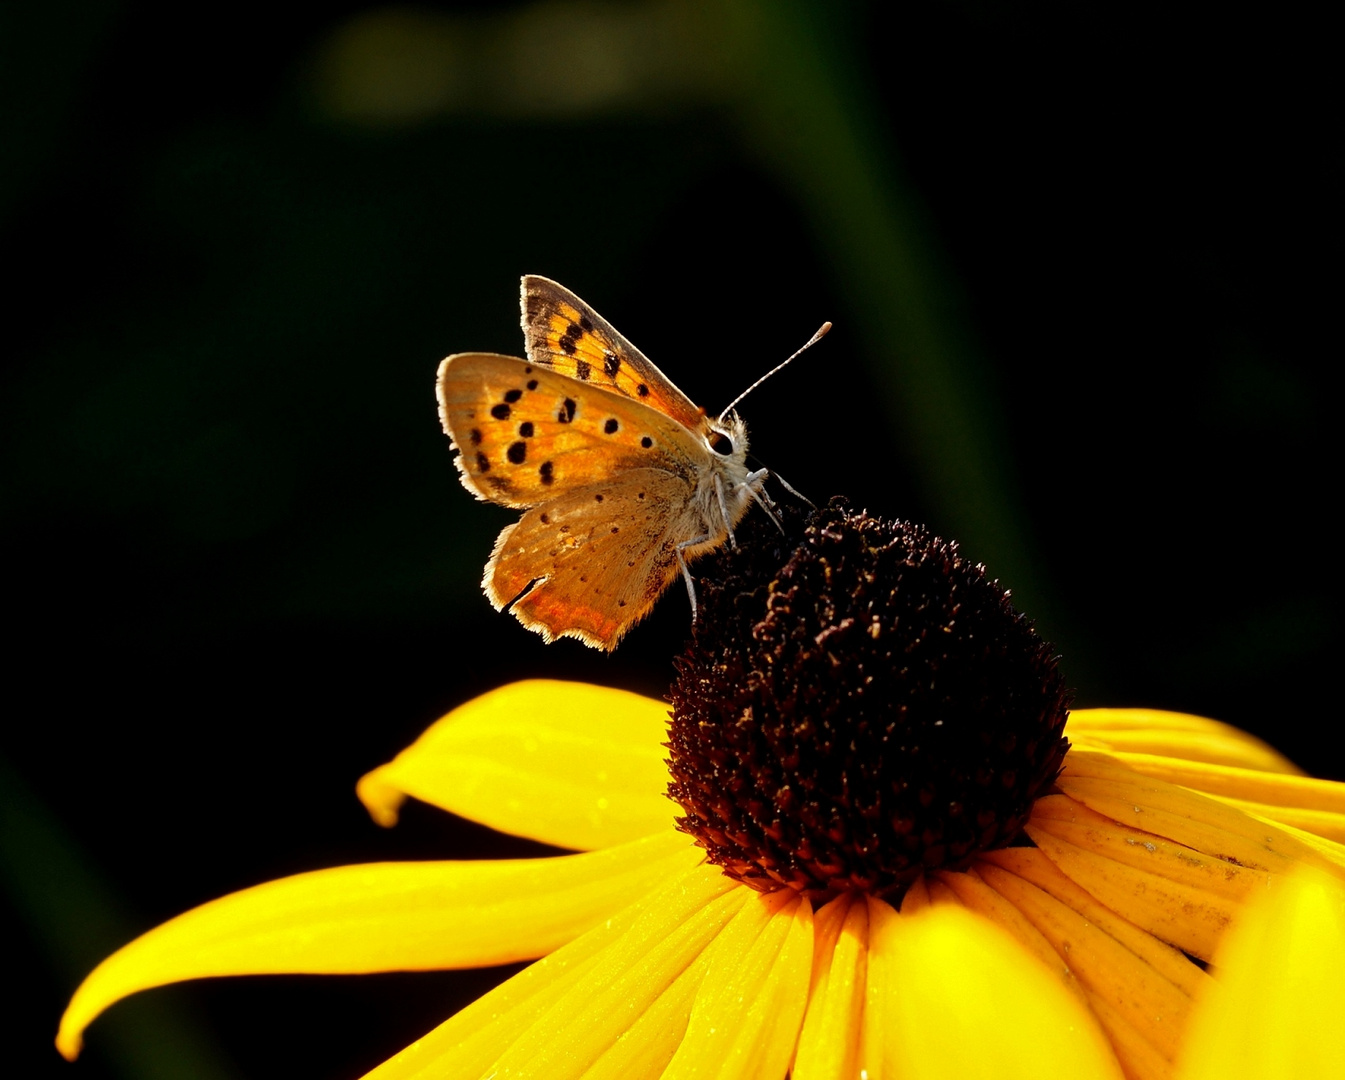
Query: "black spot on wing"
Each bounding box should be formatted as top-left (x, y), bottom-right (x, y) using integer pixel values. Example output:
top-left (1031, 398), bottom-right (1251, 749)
top-left (579, 314), bottom-right (594, 332)
top-left (504, 389), bottom-right (523, 403)
top-left (636, 383), bottom-right (649, 397)
top-left (518, 421), bottom-right (534, 438)
top-left (469, 428), bottom-right (482, 446)
top-left (604, 418), bottom-right (619, 434)
top-left (558, 322), bottom-right (584, 355)
top-left (491, 403), bottom-right (511, 420)
top-left (604, 352), bottom-right (620, 378)
top-left (526, 379), bottom-right (539, 390)
top-left (558, 398), bottom-right (577, 423)
top-left (641, 436), bottom-right (653, 448)
top-left (575, 358), bottom-right (592, 381)
top-left (539, 461), bottom-right (554, 485)
top-left (475, 451), bottom-right (490, 473)
top-left (507, 441), bottom-right (527, 465)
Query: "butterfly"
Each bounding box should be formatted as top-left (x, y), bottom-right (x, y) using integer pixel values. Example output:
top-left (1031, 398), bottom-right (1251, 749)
top-left (437, 276), bottom-right (826, 650)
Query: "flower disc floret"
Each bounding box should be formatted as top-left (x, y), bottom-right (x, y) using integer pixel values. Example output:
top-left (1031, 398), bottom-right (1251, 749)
top-left (667, 500), bottom-right (1071, 899)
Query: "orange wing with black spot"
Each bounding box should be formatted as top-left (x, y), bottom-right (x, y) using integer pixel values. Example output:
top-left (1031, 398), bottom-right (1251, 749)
top-left (437, 352), bottom-right (707, 510)
top-left (519, 275), bottom-right (709, 433)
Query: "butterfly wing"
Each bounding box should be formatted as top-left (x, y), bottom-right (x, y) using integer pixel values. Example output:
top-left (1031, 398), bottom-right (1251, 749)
top-left (437, 353), bottom-right (709, 510)
top-left (520, 276), bottom-right (709, 432)
top-left (484, 469), bottom-right (704, 649)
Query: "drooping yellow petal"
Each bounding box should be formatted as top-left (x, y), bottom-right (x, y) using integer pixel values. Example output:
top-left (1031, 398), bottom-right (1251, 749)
top-left (1210, 794), bottom-right (1345, 843)
top-left (1027, 805), bottom-right (1239, 961)
top-left (871, 901), bottom-right (1123, 1080)
top-left (1102, 752), bottom-right (1345, 845)
top-left (1177, 870), bottom-right (1345, 1080)
top-left (981, 847), bottom-right (1207, 999)
top-left (662, 887), bottom-right (814, 1080)
top-left (898, 875), bottom-right (931, 914)
top-left (1031, 794), bottom-right (1274, 902)
top-left (1060, 751), bottom-right (1344, 878)
top-left (1255, 818), bottom-right (1345, 873)
top-left (357, 680), bottom-right (672, 850)
top-left (792, 893), bottom-right (868, 1080)
top-left (1067, 709), bottom-right (1302, 773)
top-left (975, 858), bottom-right (1195, 1071)
top-left (934, 867), bottom-right (1086, 1006)
top-left (58, 830), bottom-right (699, 1060)
top-left (484, 868), bottom-right (749, 1079)
top-left (361, 861), bottom-right (739, 1080)
top-left (1057, 774), bottom-right (1302, 875)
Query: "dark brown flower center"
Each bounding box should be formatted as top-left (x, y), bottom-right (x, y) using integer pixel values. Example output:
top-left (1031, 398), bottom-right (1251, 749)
top-left (666, 499), bottom-right (1070, 901)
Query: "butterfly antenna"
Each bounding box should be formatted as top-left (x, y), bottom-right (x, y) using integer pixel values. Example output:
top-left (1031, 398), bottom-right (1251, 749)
top-left (719, 322), bottom-right (832, 420)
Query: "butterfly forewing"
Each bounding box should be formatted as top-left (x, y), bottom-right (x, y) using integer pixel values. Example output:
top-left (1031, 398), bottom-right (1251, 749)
top-left (438, 353), bottom-right (709, 509)
top-left (520, 276), bottom-right (709, 432)
top-left (484, 469), bottom-right (700, 649)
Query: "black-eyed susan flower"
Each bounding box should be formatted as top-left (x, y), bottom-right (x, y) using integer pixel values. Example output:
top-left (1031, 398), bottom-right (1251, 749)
top-left (58, 503), bottom-right (1345, 1079)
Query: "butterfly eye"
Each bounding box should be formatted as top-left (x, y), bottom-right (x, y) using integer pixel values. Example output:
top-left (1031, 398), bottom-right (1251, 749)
top-left (709, 432), bottom-right (734, 456)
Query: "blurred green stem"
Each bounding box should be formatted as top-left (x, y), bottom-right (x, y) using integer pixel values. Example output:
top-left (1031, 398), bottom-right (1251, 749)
top-left (712, 0), bottom-right (1073, 652)
top-left (0, 753), bottom-right (239, 1080)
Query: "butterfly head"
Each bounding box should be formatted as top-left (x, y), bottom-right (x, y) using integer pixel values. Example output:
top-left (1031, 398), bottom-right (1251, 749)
top-left (706, 411), bottom-right (750, 466)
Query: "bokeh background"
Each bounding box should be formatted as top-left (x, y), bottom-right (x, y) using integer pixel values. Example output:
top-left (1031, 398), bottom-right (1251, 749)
top-left (3, 2), bottom-right (1336, 1077)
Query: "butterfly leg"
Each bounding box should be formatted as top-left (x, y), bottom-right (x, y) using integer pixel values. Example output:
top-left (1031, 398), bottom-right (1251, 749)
top-left (770, 469), bottom-right (816, 509)
top-left (676, 534), bottom-right (711, 623)
top-left (745, 468), bottom-right (777, 508)
top-left (714, 474), bottom-right (740, 550)
top-left (739, 467), bottom-right (785, 533)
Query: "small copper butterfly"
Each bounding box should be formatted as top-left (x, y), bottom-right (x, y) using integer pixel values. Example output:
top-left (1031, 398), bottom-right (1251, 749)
top-left (438, 276), bottom-right (827, 649)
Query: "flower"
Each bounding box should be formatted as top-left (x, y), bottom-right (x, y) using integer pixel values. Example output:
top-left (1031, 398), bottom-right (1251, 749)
top-left (58, 507), bottom-right (1345, 1079)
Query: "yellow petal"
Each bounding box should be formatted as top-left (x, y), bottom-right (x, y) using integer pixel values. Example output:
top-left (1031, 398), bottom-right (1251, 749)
top-left (981, 847), bottom-right (1206, 998)
top-left (361, 861), bottom-right (738, 1080)
top-left (357, 680), bottom-right (672, 850)
top-left (1031, 793), bottom-right (1275, 903)
top-left (1251, 818), bottom-right (1345, 874)
top-left (872, 901), bottom-right (1123, 1080)
top-left (898, 875), bottom-right (931, 914)
top-left (1027, 815), bottom-right (1236, 961)
top-left (663, 887), bottom-right (814, 1080)
top-left (1209, 794), bottom-right (1345, 843)
top-left (934, 867), bottom-right (1086, 1006)
top-left (975, 858), bottom-right (1195, 1067)
top-left (1067, 709), bottom-right (1302, 773)
top-left (58, 830), bottom-right (698, 1059)
top-left (1177, 870), bottom-right (1345, 1080)
top-left (792, 893), bottom-right (868, 1080)
top-left (1060, 750), bottom-right (1343, 878)
top-left (1056, 774), bottom-right (1301, 875)
top-left (1104, 752), bottom-right (1345, 815)
top-left (486, 868), bottom-right (748, 1079)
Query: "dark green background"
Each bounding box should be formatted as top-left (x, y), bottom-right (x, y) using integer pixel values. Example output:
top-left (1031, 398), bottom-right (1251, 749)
top-left (3, 3), bottom-right (1336, 1078)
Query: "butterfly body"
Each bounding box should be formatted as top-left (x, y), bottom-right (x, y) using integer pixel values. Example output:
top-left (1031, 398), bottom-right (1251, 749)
top-left (438, 277), bottom-right (765, 650)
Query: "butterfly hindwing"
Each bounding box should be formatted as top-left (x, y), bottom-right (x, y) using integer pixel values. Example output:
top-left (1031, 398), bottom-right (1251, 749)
top-left (437, 353), bottom-right (708, 510)
top-left (483, 468), bottom-right (703, 648)
top-left (520, 276), bottom-right (709, 432)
